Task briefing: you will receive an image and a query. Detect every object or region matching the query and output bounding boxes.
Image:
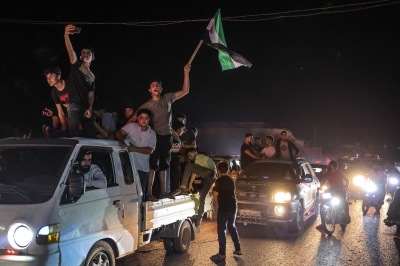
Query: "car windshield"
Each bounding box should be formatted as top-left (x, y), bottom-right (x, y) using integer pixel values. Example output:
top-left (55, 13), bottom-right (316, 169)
top-left (0, 145), bottom-right (72, 204)
top-left (239, 162), bottom-right (299, 183)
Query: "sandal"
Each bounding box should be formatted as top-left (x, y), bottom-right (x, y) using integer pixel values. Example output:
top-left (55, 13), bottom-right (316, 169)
top-left (210, 253), bottom-right (225, 263)
top-left (146, 194), bottom-right (158, 202)
top-left (233, 250), bottom-right (243, 255)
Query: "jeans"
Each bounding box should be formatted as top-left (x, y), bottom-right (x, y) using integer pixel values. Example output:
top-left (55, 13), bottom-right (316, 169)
top-left (67, 103), bottom-right (96, 138)
top-left (198, 174), bottom-right (215, 220)
top-left (217, 210), bottom-right (241, 256)
top-left (137, 170), bottom-right (148, 200)
top-left (170, 154), bottom-right (182, 191)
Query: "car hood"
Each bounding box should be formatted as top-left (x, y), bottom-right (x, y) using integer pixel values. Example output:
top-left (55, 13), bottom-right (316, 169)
top-left (236, 180), bottom-right (296, 202)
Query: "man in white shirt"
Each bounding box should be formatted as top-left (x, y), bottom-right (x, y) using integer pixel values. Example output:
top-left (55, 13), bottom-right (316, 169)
top-left (261, 135), bottom-right (276, 159)
top-left (77, 151), bottom-right (107, 189)
top-left (116, 109), bottom-right (157, 201)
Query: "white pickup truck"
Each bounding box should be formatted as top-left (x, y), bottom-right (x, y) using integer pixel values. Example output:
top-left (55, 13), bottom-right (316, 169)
top-left (0, 138), bottom-right (213, 266)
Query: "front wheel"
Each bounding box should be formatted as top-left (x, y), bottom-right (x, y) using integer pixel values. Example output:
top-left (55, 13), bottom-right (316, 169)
top-left (84, 240), bottom-right (115, 266)
top-left (321, 204), bottom-right (336, 236)
top-left (287, 201), bottom-right (304, 233)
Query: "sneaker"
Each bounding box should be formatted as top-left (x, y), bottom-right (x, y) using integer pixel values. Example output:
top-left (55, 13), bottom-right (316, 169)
top-left (384, 218), bottom-right (396, 227)
top-left (195, 218), bottom-right (201, 227)
top-left (210, 253), bottom-right (225, 263)
top-left (316, 224), bottom-right (326, 235)
top-left (169, 189), bottom-right (182, 197)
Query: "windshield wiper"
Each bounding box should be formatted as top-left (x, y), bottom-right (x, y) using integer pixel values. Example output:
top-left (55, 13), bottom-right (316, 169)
top-left (0, 183), bottom-right (30, 201)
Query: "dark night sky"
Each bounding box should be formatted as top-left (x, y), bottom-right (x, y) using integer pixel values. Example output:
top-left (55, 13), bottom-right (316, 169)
top-left (1, 1), bottom-right (400, 147)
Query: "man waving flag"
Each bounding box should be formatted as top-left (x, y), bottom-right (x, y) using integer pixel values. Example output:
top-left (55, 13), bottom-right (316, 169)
top-left (205, 9), bottom-right (252, 71)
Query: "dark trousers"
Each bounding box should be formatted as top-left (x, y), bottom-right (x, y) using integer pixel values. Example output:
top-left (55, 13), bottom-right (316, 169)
top-left (67, 103), bottom-right (96, 138)
top-left (217, 210), bottom-right (241, 256)
top-left (387, 188), bottom-right (400, 219)
top-left (198, 174), bottom-right (215, 220)
top-left (170, 154), bottom-right (182, 191)
top-left (377, 185), bottom-right (386, 205)
top-left (138, 170), bottom-right (148, 201)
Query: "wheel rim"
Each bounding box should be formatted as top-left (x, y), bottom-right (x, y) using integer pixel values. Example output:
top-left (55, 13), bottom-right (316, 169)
top-left (91, 251), bottom-right (110, 266)
top-left (181, 227), bottom-right (191, 249)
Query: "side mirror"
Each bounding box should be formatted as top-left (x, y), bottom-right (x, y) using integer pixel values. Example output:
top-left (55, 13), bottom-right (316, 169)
top-left (68, 172), bottom-right (85, 198)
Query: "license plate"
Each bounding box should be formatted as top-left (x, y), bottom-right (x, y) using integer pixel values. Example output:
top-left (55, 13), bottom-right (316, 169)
top-left (239, 210), bottom-right (261, 216)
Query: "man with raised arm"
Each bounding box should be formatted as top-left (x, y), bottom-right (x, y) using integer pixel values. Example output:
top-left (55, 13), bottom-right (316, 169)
top-left (63, 24), bottom-right (96, 138)
top-left (125, 64), bottom-right (191, 200)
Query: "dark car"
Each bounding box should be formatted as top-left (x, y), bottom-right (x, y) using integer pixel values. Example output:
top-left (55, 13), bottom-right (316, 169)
top-left (236, 158), bottom-right (320, 232)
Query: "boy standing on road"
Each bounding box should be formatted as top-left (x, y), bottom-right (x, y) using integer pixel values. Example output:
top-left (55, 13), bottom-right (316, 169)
top-left (126, 64), bottom-right (191, 200)
top-left (210, 160), bottom-right (242, 263)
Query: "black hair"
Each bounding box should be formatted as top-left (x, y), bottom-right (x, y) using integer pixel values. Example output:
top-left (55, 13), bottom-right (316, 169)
top-left (245, 133), bottom-right (253, 138)
top-left (81, 46), bottom-right (95, 56)
top-left (185, 147), bottom-right (197, 156)
top-left (217, 161), bottom-right (229, 173)
top-left (329, 160), bottom-right (338, 169)
top-left (281, 130), bottom-right (287, 135)
top-left (255, 137), bottom-right (261, 140)
top-left (137, 108), bottom-right (152, 118)
top-left (15, 127), bottom-right (31, 138)
top-left (124, 102), bottom-right (135, 110)
top-left (191, 126), bottom-right (198, 134)
top-left (177, 113), bottom-right (186, 120)
top-left (266, 135), bottom-right (274, 141)
top-left (172, 120), bottom-right (185, 131)
top-left (44, 66), bottom-right (61, 76)
top-left (148, 78), bottom-right (162, 88)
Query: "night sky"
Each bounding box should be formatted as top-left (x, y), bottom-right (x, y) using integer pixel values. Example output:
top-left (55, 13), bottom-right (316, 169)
top-left (1, 1), bottom-right (400, 149)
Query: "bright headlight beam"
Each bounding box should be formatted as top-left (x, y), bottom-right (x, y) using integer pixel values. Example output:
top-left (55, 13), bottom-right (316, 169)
top-left (274, 192), bottom-right (291, 202)
top-left (353, 175), bottom-right (366, 186)
top-left (389, 178), bottom-right (398, 185)
top-left (8, 223), bottom-right (32, 249)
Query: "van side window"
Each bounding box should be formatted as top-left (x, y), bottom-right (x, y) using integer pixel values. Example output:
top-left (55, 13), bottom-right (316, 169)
top-left (75, 147), bottom-right (117, 188)
top-left (119, 151), bottom-right (134, 185)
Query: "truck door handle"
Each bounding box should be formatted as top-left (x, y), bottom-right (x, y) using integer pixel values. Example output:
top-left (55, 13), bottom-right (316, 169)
top-left (114, 200), bottom-right (121, 205)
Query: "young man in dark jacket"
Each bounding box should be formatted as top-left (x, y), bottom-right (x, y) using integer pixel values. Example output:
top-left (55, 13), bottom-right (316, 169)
top-left (275, 131), bottom-right (300, 160)
top-left (210, 160), bottom-right (242, 263)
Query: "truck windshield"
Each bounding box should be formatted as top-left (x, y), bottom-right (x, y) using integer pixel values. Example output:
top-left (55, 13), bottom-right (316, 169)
top-left (0, 145), bottom-right (72, 204)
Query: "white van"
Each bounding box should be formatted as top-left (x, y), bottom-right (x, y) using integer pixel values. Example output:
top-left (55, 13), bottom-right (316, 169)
top-left (0, 138), bottom-right (213, 266)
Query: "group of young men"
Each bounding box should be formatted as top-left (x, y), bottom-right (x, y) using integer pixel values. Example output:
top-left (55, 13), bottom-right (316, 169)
top-left (40, 24), bottom-right (243, 260)
top-left (240, 130), bottom-right (300, 169)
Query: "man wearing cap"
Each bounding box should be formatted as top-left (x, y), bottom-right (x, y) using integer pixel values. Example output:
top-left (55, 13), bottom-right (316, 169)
top-left (241, 133), bottom-right (261, 170)
top-left (125, 64), bottom-right (191, 200)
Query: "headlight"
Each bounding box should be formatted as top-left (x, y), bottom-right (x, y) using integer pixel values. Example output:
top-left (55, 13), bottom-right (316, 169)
top-left (331, 197), bottom-right (340, 205)
top-left (36, 224), bottom-right (60, 245)
top-left (8, 223), bottom-right (32, 249)
top-left (390, 178), bottom-right (399, 185)
top-left (323, 193), bottom-right (332, 199)
top-left (322, 185), bottom-right (327, 190)
top-left (353, 175), bottom-right (365, 186)
top-left (364, 182), bottom-right (377, 193)
top-left (274, 192), bottom-right (291, 202)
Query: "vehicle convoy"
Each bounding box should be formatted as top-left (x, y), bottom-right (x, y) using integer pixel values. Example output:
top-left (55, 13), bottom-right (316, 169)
top-left (235, 158), bottom-right (320, 232)
top-left (361, 179), bottom-right (383, 215)
top-left (0, 138), bottom-right (212, 266)
top-left (320, 187), bottom-right (351, 235)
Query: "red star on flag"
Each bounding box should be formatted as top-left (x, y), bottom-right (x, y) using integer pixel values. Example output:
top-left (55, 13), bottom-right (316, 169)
top-left (209, 26), bottom-right (214, 34)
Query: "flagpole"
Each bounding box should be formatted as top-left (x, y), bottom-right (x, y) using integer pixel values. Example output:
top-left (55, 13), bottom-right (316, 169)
top-left (188, 40), bottom-right (203, 65)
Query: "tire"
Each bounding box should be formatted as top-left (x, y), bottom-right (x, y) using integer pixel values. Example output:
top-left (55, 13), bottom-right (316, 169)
top-left (287, 201), bottom-right (304, 233)
top-left (84, 240), bottom-right (115, 266)
top-left (362, 198), bottom-right (369, 216)
top-left (321, 204), bottom-right (336, 236)
top-left (163, 238), bottom-right (175, 252)
top-left (173, 220), bottom-right (191, 253)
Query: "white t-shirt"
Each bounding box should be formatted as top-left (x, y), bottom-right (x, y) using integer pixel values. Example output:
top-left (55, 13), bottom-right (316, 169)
top-left (122, 122), bottom-right (156, 172)
top-left (261, 146), bottom-right (276, 158)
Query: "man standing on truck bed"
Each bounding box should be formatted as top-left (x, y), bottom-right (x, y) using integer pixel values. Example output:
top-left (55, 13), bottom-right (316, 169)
top-left (125, 64), bottom-right (191, 201)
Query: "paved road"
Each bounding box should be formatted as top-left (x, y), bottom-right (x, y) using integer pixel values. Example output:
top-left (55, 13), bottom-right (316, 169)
top-left (117, 195), bottom-right (399, 266)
